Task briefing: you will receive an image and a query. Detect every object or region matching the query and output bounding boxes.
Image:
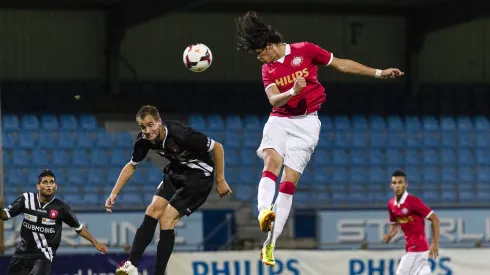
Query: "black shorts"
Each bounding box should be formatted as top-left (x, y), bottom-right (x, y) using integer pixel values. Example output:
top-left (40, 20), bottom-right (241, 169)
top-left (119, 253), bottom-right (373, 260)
top-left (155, 168), bottom-right (214, 216)
top-left (6, 257), bottom-right (52, 275)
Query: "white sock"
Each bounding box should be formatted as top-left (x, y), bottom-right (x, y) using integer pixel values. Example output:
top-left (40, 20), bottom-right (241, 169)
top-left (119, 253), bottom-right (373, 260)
top-left (270, 181), bottom-right (295, 245)
top-left (257, 171), bottom-right (277, 214)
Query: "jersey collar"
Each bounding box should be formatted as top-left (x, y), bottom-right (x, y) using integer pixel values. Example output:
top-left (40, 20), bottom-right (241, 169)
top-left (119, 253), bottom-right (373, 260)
top-left (394, 191), bottom-right (408, 207)
top-left (275, 44), bottom-right (291, 64)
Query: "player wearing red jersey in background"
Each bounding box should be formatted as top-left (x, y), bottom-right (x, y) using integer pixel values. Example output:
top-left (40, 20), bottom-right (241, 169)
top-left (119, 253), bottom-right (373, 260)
top-left (384, 170), bottom-right (441, 275)
top-left (235, 11), bottom-right (405, 266)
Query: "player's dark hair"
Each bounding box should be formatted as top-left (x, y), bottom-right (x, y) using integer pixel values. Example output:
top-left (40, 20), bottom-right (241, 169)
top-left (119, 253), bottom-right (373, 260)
top-left (235, 11), bottom-right (283, 54)
top-left (391, 169), bottom-right (406, 178)
top-left (38, 169), bottom-right (56, 183)
top-left (136, 105), bottom-right (161, 121)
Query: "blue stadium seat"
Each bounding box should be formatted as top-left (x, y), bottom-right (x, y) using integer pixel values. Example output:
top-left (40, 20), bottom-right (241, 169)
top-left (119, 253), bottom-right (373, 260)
top-left (188, 114), bottom-right (206, 131)
top-left (387, 132), bottom-right (404, 148)
top-left (476, 191), bottom-right (490, 203)
top-left (243, 131), bottom-right (261, 148)
top-left (440, 149), bottom-right (456, 165)
top-left (66, 169), bottom-right (85, 185)
top-left (2, 132), bottom-right (16, 149)
top-left (456, 116), bottom-right (473, 131)
top-left (422, 149), bottom-right (438, 165)
top-left (27, 168), bottom-right (42, 183)
top-left (352, 132), bottom-right (368, 147)
top-left (476, 132), bottom-right (490, 148)
top-left (404, 166), bottom-right (421, 183)
top-left (459, 166), bottom-right (475, 183)
top-left (422, 132), bottom-right (439, 148)
top-left (369, 132), bottom-right (388, 148)
top-left (60, 114), bottom-right (78, 130)
top-left (19, 132), bottom-right (36, 149)
top-left (88, 169), bottom-right (105, 185)
top-left (441, 132), bottom-right (457, 148)
top-left (118, 194), bottom-right (143, 206)
top-left (110, 149), bottom-right (128, 166)
top-left (313, 168), bottom-right (329, 186)
top-left (458, 132), bottom-right (474, 148)
top-left (458, 190), bottom-right (475, 203)
top-left (350, 150), bottom-right (367, 165)
top-left (115, 132), bottom-right (133, 148)
top-left (52, 150), bottom-right (70, 166)
top-left (319, 116), bottom-right (333, 130)
top-left (311, 150), bottom-right (330, 167)
top-left (72, 150), bottom-right (89, 166)
top-left (207, 115), bottom-right (224, 130)
top-left (368, 167), bottom-right (385, 183)
top-left (58, 132), bottom-right (75, 148)
top-left (12, 150), bottom-right (29, 166)
top-left (83, 194), bottom-right (100, 204)
top-left (368, 149), bottom-right (384, 165)
top-left (225, 167), bottom-right (238, 184)
top-left (352, 116), bottom-right (368, 130)
top-left (405, 149), bottom-right (420, 165)
top-left (333, 131), bottom-right (351, 148)
top-left (386, 149), bottom-right (403, 165)
top-left (225, 149), bottom-right (238, 166)
top-left (350, 167), bottom-right (367, 183)
top-left (38, 132), bottom-right (56, 148)
top-left (422, 166), bottom-right (439, 183)
top-left (332, 149), bottom-right (348, 165)
top-left (243, 115), bottom-right (261, 130)
top-left (3, 114), bottom-right (19, 130)
top-left (405, 132), bottom-right (421, 148)
top-left (240, 150), bottom-right (257, 166)
top-left (331, 167), bottom-right (348, 183)
top-left (331, 192), bottom-right (349, 205)
top-left (79, 115), bottom-right (98, 130)
top-left (474, 116), bottom-right (490, 131)
top-left (477, 167), bottom-right (490, 183)
top-left (7, 169), bottom-right (25, 185)
top-left (225, 115), bottom-right (243, 130)
top-left (235, 185), bottom-right (253, 201)
top-left (334, 116), bottom-right (350, 130)
top-left (21, 115), bottom-right (39, 130)
top-left (206, 131), bottom-right (224, 142)
top-left (422, 116), bottom-right (439, 131)
top-left (76, 131), bottom-right (95, 148)
top-left (440, 116), bottom-right (456, 131)
top-left (32, 149), bottom-right (50, 167)
top-left (476, 150), bottom-right (490, 165)
top-left (239, 167), bottom-right (258, 185)
top-left (224, 131), bottom-right (241, 148)
top-left (40, 115), bottom-right (59, 130)
top-left (64, 194), bottom-right (84, 206)
top-left (3, 151), bottom-right (11, 166)
top-left (368, 116), bottom-right (386, 130)
top-left (387, 116), bottom-right (403, 130)
top-left (90, 150), bottom-right (109, 166)
top-left (95, 132), bottom-right (114, 148)
top-left (458, 149), bottom-right (474, 165)
top-left (405, 116), bottom-right (421, 131)
top-left (422, 191), bottom-right (441, 204)
top-left (147, 168), bottom-right (162, 183)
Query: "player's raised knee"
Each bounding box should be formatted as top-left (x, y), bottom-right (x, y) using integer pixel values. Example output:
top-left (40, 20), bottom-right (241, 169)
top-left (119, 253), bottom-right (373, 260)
top-left (145, 196), bottom-right (168, 218)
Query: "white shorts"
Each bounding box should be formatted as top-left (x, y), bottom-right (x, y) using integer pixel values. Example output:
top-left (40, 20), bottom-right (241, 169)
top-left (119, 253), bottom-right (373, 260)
top-left (396, 251), bottom-right (432, 275)
top-left (256, 112), bottom-right (321, 174)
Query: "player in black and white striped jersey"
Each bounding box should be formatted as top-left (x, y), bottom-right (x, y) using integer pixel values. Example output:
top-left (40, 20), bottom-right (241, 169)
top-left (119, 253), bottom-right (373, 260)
top-left (1, 169), bottom-right (108, 275)
top-left (105, 105), bottom-right (232, 275)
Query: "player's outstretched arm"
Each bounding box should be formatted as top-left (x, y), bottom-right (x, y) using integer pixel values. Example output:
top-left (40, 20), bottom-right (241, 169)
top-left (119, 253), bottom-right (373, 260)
top-left (212, 142), bottom-right (232, 198)
top-left (105, 162), bottom-right (137, 213)
top-left (329, 57), bottom-right (404, 79)
top-left (427, 213), bottom-right (440, 259)
top-left (77, 227), bottom-right (108, 254)
top-left (383, 223), bottom-right (398, 243)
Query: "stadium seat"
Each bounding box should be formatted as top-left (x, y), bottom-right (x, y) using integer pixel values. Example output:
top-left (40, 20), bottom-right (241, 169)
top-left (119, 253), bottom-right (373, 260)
top-left (456, 116), bottom-right (473, 131)
top-left (239, 167), bottom-right (258, 185)
top-left (440, 149), bottom-right (457, 165)
top-left (458, 132), bottom-right (474, 148)
top-left (387, 132), bottom-right (404, 148)
top-left (422, 116), bottom-right (438, 131)
top-left (476, 132), bottom-right (490, 148)
top-left (477, 167), bottom-right (490, 183)
top-left (386, 149), bottom-right (403, 166)
top-left (225, 115), bottom-right (243, 130)
top-left (441, 132), bottom-right (457, 148)
top-left (369, 132), bottom-right (387, 148)
top-left (422, 166), bottom-right (439, 183)
top-left (332, 149), bottom-right (348, 166)
top-left (476, 150), bottom-right (490, 165)
top-left (115, 132), bottom-right (133, 148)
top-left (387, 116), bottom-right (403, 130)
top-left (2, 132), bottom-right (16, 149)
top-left (52, 150), bottom-right (70, 166)
top-left (96, 132), bottom-right (114, 148)
top-left (88, 169), bottom-right (105, 185)
top-left (60, 114), bottom-right (78, 130)
top-left (66, 169), bottom-right (86, 185)
top-left (207, 115), bottom-right (224, 130)
top-left (21, 115), bottom-right (39, 130)
top-left (79, 115), bottom-right (98, 130)
top-left (459, 166), bottom-right (475, 183)
top-left (440, 116), bottom-right (456, 131)
top-left (243, 115), bottom-right (261, 130)
top-left (474, 116), bottom-right (490, 131)
top-left (350, 150), bottom-right (367, 165)
top-left (40, 115), bottom-right (59, 130)
top-left (147, 168), bottom-right (162, 183)
top-left (368, 149), bottom-right (384, 165)
top-left (313, 168), bottom-right (329, 186)
top-left (64, 194), bottom-right (85, 206)
top-left (90, 150), bottom-right (109, 166)
top-left (368, 116), bottom-right (386, 130)
top-left (32, 149), bottom-right (50, 167)
top-left (225, 149), bottom-right (239, 166)
top-left (405, 116), bottom-right (421, 131)
top-left (223, 131), bottom-right (241, 148)
top-left (405, 149), bottom-right (420, 165)
top-left (109, 149), bottom-right (128, 166)
top-left (240, 149), bottom-right (258, 166)
top-left (422, 132), bottom-right (439, 148)
top-left (188, 114), bottom-right (206, 131)
top-left (350, 167), bottom-right (367, 183)
top-left (7, 169), bottom-right (26, 185)
top-left (19, 132), bottom-right (36, 149)
top-left (12, 150), bottom-right (30, 166)
top-left (440, 167), bottom-right (458, 184)
top-left (58, 132), bottom-right (75, 148)
top-left (243, 131), bottom-right (261, 148)
top-left (3, 114), bottom-right (19, 130)
top-left (405, 132), bottom-right (421, 148)
top-left (333, 131), bottom-right (351, 148)
top-left (76, 131), bottom-right (95, 148)
top-left (319, 116), bottom-right (333, 130)
top-left (351, 116), bottom-right (368, 130)
top-left (38, 132), bottom-right (56, 148)
top-left (422, 149), bottom-right (438, 165)
top-left (352, 132), bottom-right (368, 147)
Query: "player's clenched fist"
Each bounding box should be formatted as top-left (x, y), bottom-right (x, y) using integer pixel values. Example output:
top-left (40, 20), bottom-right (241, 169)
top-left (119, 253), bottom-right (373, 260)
top-left (293, 77), bottom-right (307, 95)
top-left (105, 194), bottom-right (117, 213)
top-left (216, 178), bottom-right (232, 198)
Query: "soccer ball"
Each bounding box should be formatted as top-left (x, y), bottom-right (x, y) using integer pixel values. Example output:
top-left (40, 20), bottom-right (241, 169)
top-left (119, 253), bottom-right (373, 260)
top-left (183, 43), bottom-right (213, 72)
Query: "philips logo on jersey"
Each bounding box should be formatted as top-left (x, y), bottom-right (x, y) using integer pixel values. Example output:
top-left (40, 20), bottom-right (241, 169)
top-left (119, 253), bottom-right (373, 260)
top-left (24, 213), bottom-right (38, 223)
top-left (23, 222), bottom-right (55, 234)
top-left (275, 68), bottom-right (309, 87)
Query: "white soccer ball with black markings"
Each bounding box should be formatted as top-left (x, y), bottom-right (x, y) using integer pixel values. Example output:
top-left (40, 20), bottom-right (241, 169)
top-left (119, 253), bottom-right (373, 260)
top-left (183, 43), bottom-right (213, 72)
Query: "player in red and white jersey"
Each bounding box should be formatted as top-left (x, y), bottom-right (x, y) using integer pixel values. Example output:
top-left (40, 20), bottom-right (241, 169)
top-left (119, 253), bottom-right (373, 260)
top-left (384, 170), bottom-right (441, 275)
top-left (235, 11), bottom-right (404, 266)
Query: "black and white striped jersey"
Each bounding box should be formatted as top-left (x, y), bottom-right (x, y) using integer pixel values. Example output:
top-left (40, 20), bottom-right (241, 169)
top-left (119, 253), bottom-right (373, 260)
top-left (3, 192), bottom-right (83, 261)
top-left (131, 120), bottom-right (215, 176)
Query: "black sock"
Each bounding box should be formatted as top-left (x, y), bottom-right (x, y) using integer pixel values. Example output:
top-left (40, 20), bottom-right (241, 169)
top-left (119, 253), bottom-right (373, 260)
top-left (128, 215), bottom-right (158, 266)
top-left (153, 229), bottom-right (175, 275)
